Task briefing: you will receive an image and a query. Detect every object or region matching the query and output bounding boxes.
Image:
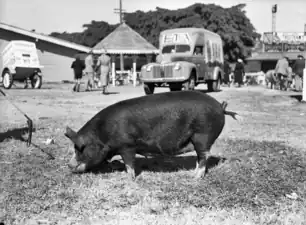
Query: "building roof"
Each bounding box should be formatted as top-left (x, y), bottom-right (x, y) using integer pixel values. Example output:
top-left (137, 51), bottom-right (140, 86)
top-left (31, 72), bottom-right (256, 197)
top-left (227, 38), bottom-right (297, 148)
top-left (0, 22), bottom-right (91, 53)
top-left (247, 52), bottom-right (306, 61)
top-left (93, 22), bottom-right (159, 54)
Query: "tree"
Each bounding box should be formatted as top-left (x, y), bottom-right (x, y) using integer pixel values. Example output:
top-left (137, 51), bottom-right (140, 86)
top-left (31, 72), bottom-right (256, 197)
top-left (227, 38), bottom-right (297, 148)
top-left (49, 3), bottom-right (260, 62)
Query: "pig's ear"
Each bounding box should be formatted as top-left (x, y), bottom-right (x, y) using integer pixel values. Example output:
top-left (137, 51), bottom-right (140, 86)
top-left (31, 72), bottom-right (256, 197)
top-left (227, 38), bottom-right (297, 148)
top-left (64, 126), bottom-right (77, 140)
top-left (64, 126), bottom-right (84, 150)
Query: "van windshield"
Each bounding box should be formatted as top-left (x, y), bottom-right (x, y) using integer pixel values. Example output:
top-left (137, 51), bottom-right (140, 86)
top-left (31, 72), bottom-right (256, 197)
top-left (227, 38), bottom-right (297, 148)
top-left (162, 45), bottom-right (190, 54)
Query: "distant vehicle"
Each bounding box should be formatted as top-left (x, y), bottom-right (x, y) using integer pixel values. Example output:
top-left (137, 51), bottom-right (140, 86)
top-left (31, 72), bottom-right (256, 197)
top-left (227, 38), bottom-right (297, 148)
top-left (140, 27), bottom-right (224, 94)
top-left (0, 40), bottom-right (44, 89)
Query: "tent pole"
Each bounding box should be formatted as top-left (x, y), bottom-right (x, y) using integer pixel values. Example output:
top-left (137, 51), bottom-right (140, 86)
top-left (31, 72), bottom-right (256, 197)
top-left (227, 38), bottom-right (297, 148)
top-left (120, 53), bottom-right (124, 75)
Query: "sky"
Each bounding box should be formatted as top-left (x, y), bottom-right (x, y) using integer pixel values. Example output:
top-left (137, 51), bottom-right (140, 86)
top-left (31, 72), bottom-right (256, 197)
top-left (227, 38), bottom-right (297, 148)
top-left (0, 0), bottom-right (306, 35)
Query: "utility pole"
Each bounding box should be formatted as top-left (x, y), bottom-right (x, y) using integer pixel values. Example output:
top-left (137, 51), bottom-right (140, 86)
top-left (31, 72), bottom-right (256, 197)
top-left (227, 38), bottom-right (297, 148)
top-left (272, 4), bottom-right (277, 35)
top-left (114, 0), bottom-right (126, 74)
top-left (303, 23), bottom-right (306, 102)
top-left (114, 0), bottom-right (126, 23)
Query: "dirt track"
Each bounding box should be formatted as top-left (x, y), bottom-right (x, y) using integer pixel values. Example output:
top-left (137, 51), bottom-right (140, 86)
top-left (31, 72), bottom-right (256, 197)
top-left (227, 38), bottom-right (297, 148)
top-left (0, 82), bottom-right (302, 130)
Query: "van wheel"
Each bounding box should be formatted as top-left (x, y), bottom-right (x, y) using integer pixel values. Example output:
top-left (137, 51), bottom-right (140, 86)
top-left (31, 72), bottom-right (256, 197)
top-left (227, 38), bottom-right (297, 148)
top-left (144, 83), bottom-right (155, 95)
top-left (2, 71), bottom-right (13, 89)
top-left (183, 74), bottom-right (196, 90)
top-left (207, 77), bottom-right (221, 92)
top-left (31, 73), bottom-right (43, 89)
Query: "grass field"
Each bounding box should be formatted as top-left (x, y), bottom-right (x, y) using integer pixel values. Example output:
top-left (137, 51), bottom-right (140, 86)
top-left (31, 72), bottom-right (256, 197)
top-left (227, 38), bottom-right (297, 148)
top-left (1, 83), bottom-right (306, 225)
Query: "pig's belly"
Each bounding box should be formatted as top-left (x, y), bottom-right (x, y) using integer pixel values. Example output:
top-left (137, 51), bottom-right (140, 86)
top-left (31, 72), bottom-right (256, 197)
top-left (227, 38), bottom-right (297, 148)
top-left (135, 131), bottom-right (193, 157)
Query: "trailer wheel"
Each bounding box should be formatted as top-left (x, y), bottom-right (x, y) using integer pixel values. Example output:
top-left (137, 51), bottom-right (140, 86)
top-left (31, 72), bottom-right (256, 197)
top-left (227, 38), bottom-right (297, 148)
top-left (31, 73), bottom-right (43, 89)
top-left (144, 83), bottom-right (155, 95)
top-left (2, 71), bottom-right (13, 89)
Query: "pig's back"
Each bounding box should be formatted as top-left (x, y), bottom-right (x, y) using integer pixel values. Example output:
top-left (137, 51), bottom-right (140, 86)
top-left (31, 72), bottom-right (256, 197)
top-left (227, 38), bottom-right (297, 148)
top-left (102, 91), bottom-right (222, 121)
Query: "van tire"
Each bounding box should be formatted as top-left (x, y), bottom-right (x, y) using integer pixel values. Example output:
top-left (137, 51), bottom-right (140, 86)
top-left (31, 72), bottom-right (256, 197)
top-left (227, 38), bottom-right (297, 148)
top-left (2, 71), bottom-right (13, 89)
top-left (144, 83), bottom-right (155, 95)
top-left (183, 74), bottom-right (196, 90)
top-left (31, 73), bottom-right (43, 89)
top-left (207, 77), bottom-right (221, 92)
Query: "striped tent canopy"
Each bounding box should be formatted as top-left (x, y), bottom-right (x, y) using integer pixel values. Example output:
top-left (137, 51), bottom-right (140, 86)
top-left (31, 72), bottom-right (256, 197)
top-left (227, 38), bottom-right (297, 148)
top-left (92, 22), bottom-right (159, 55)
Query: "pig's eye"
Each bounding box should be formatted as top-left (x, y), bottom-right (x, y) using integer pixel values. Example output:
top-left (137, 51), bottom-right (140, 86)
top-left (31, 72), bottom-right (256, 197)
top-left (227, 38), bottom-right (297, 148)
top-left (74, 144), bottom-right (85, 153)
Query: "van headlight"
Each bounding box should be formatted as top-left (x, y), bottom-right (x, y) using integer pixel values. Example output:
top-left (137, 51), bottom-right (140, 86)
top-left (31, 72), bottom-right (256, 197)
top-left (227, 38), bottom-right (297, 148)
top-left (174, 63), bottom-right (181, 70)
top-left (146, 65), bottom-right (153, 72)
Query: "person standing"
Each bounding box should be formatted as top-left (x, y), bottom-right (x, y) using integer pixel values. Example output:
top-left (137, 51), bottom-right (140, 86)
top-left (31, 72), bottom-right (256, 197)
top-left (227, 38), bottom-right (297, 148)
top-left (96, 52), bottom-right (111, 94)
top-left (234, 58), bottom-right (245, 87)
top-left (71, 56), bottom-right (85, 92)
top-left (292, 55), bottom-right (305, 92)
top-left (223, 60), bottom-right (231, 87)
top-left (274, 56), bottom-right (290, 91)
top-left (84, 50), bottom-right (95, 91)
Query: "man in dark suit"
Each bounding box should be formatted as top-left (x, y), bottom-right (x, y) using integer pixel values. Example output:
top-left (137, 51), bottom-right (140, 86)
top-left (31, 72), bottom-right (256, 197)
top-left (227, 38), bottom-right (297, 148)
top-left (71, 56), bottom-right (85, 92)
top-left (292, 55), bottom-right (305, 91)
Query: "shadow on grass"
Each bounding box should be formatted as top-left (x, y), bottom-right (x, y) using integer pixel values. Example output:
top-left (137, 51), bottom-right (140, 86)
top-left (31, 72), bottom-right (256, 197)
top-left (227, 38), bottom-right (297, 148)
top-left (0, 127), bottom-right (36, 142)
top-left (91, 155), bottom-right (227, 176)
top-left (290, 94), bottom-right (303, 102)
top-left (195, 89), bottom-right (222, 94)
top-left (76, 89), bottom-right (120, 95)
top-left (6, 82), bottom-right (52, 90)
top-left (88, 138), bottom-right (306, 210)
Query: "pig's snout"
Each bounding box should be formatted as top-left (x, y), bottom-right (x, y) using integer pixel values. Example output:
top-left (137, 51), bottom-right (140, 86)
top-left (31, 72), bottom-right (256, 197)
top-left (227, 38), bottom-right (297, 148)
top-left (68, 154), bottom-right (78, 169)
top-left (68, 154), bottom-right (86, 173)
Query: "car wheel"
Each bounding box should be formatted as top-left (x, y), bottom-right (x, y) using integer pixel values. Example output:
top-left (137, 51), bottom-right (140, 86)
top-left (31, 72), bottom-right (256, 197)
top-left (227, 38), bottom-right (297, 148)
top-left (2, 71), bottom-right (13, 89)
top-left (144, 83), bottom-right (155, 95)
top-left (207, 76), bottom-right (221, 92)
top-left (31, 73), bottom-right (43, 89)
top-left (183, 74), bottom-right (196, 91)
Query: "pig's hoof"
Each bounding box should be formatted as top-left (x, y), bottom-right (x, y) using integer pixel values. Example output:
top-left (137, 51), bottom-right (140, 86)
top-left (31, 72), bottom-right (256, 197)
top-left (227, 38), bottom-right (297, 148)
top-left (194, 167), bottom-right (206, 179)
top-left (125, 164), bottom-right (136, 180)
top-left (193, 174), bottom-right (203, 180)
top-left (128, 174), bottom-right (136, 181)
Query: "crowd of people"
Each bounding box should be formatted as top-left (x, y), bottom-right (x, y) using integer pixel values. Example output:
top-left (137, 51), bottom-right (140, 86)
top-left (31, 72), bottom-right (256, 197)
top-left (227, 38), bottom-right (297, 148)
top-left (222, 54), bottom-right (305, 91)
top-left (267, 54), bottom-right (305, 91)
top-left (70, 51), bottom-right (111, 94)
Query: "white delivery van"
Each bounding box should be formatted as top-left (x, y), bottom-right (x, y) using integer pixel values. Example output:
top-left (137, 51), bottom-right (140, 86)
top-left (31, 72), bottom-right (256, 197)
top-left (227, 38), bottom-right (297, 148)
top-left (0, 40), bottom-right (44, 89)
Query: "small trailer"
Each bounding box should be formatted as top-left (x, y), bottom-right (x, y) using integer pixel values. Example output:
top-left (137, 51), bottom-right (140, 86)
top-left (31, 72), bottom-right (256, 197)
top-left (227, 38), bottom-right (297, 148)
top-left (0, 40), bottom-right (44, 89)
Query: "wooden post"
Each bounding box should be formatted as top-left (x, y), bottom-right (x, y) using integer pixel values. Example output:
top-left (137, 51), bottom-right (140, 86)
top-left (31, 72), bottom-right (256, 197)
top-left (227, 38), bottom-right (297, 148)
top-left (120, 53), bottom-right (124, 75)
top-left (132, 55), bottom-right (138, 87)
top-left (111, 55), bottom-right (116, 86)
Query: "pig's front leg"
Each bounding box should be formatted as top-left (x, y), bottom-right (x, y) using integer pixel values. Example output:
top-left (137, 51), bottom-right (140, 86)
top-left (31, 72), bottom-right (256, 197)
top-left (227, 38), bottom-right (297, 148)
top-left (120, 148), bottom-right (136, 180)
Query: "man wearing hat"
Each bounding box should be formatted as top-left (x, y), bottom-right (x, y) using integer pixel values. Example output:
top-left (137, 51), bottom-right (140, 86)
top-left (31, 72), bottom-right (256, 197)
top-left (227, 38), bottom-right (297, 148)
top-left (275, 55), bottom-right (290, 91)
top-left (234, 58), bottom-right (245, 87)
top-left (292, 55), bottom-right (305, 92)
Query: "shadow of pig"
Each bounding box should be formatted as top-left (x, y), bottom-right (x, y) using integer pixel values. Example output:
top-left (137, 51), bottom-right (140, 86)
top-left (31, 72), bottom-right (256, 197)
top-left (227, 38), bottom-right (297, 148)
top-left (89, 155), bottom-right (227, 177)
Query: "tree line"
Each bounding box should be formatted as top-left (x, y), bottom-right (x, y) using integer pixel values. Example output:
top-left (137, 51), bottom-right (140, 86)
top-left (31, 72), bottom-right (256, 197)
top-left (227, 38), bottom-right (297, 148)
top-left (50, 3), bottom-right (260, 62)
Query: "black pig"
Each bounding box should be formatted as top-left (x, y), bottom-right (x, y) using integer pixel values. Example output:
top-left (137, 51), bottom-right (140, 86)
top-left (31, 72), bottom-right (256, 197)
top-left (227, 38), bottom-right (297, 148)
top-left (65, 91), bottom-right (240, 179)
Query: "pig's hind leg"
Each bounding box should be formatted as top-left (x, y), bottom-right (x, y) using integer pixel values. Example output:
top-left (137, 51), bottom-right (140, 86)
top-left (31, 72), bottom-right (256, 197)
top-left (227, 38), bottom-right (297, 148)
top-left (191, 133), bottom-right (214, 179)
